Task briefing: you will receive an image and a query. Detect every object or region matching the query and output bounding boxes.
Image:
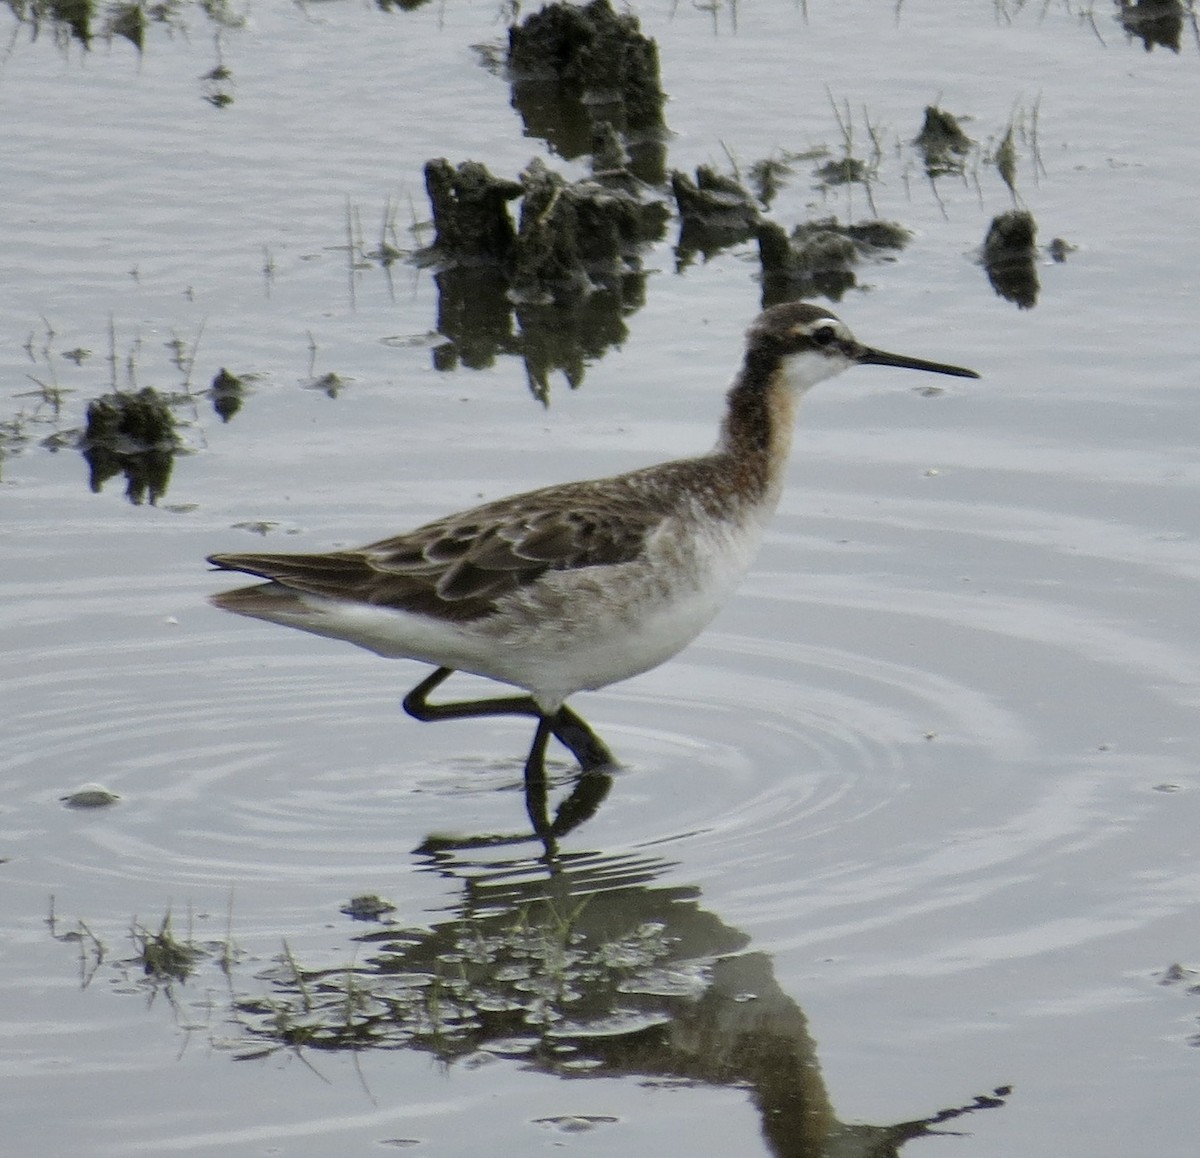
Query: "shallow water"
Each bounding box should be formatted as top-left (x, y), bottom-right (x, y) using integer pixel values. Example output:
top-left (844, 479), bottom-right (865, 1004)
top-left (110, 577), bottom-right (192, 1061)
top-left (3, 1), bottom-right (1200, 1155)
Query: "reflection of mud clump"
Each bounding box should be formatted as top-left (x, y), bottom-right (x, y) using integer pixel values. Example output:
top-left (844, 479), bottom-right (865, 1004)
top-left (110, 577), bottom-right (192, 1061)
top-left (982, 209), bottom-right (1039, 309)
top-left (757, 217), bottom-right (910, 306)
top-left (671, 166), bottom-right (762, 267)
top-left (508, 0), bottom-right (667, 183)
top-left (913, 105), bottom-right (973, 176)
top-left (82, 387), bottom-right (180, 505)
top-left (1117, 0), bottom-right (1184, 53)
top-left (107, 3), bottom-right (145, 51)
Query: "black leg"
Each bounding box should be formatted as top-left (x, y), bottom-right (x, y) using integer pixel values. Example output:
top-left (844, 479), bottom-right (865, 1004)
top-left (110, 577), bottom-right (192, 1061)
top-left (546, 705), bottom-right (615, 772)
top-left (402, 666), bottom-right (616, 773)
top-left (403, 666), bottom-right (539, 723)
top-left (523, 717), bottom-right (554, 844)
top-left (405, 669), bottom-right (617, 855)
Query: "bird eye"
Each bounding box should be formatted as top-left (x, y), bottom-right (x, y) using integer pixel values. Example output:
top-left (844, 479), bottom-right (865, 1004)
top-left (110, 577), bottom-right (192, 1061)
top-left (810, 323), bottom-right (837, 346)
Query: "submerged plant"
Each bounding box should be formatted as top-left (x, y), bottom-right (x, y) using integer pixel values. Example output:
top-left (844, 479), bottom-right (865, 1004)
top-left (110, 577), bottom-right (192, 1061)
top-left (132, 910), bottom-right (204, 983)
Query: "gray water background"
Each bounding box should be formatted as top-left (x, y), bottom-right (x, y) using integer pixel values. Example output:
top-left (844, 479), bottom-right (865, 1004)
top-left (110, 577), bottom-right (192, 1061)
top-left (2, 2), bottom-right (1199, 1155)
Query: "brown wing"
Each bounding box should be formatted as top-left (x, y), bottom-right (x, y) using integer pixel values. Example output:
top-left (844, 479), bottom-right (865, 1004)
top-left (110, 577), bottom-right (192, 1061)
top-left (208, 475), bottom-right (666, 623)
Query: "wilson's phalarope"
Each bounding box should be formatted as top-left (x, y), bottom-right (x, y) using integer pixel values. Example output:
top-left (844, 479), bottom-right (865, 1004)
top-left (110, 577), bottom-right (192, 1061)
top-left (209, 301), bottom-right (978, 795)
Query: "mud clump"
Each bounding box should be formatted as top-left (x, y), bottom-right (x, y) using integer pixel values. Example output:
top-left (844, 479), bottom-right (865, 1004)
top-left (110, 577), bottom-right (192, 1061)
top-left (913, 106), bottom-right (973, 177)
top-left (209, 368), bottom-right (247, 423)
top-left (82, 386), bottom-right (181, 505)
top-left (981, 209), bottom-right (1039, 309)
top-left (512, 158), bottom-right (667, 303)
top-left (423, 158), bottom-right (523, 266)
top-left (757, 217), bottom-right (910, 306)
top-left (419, 156), bottom-right (666, 398)
top-left (507, 0), bottom-right (667, 183)
top-left (670, 166), bottom-right (762, 267)
top-left (421, 156), bottom-right (665, 302)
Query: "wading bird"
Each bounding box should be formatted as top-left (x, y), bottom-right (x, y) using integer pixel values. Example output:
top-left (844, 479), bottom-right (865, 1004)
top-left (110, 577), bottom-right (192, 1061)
top-left (209, 301), bottom-right (978, 824)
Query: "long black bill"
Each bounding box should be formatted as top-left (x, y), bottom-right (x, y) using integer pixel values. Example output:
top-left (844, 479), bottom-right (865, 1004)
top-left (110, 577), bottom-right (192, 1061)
top-left (857, 345), bottom-right (980, 379)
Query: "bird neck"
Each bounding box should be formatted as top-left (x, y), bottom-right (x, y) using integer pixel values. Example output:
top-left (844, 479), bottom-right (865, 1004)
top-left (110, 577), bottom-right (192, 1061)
top-left (713, 353), bottom-right (799, 508)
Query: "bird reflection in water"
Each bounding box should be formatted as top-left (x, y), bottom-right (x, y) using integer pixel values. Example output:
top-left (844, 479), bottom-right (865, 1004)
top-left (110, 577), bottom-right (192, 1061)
top-left (230, 846), bottom-right (1010, 1157)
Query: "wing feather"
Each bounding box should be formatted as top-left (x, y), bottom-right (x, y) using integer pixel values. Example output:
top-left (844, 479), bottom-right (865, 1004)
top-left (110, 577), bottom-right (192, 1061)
top-left (209, 473), bottom-right (673, 623)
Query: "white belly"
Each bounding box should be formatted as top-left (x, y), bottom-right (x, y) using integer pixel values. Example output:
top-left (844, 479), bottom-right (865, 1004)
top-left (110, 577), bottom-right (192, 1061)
top-left (232, 510), bottom-right (769, 712)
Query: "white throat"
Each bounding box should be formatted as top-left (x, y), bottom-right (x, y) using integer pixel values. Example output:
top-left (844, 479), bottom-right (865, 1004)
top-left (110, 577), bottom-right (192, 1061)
top-left (780, 349), bottom-right (853, 395)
